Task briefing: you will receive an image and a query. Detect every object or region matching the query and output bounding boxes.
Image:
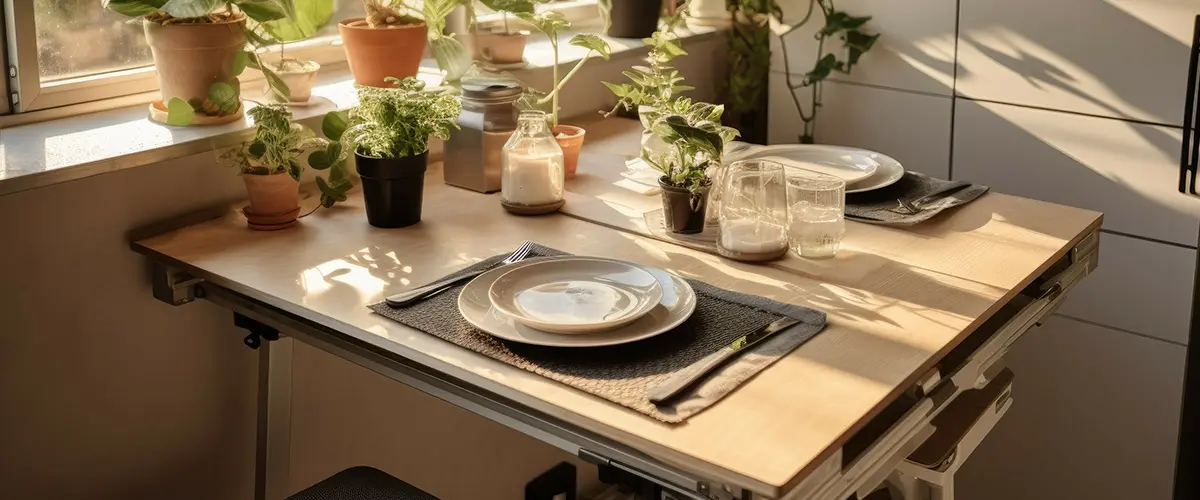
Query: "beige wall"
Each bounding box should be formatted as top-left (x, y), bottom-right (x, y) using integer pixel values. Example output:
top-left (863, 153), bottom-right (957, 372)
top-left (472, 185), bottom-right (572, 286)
top-left (0, 33), bottom-right (727, 500)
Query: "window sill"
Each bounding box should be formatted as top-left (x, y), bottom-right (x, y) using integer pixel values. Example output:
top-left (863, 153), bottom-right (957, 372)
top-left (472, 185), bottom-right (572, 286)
top-left (0, 25), bottom-right (722, 197)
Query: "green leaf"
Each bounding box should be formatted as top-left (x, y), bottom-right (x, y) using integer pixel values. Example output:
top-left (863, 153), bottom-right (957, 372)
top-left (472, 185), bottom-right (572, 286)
top-left (602, 81), bottom-right (628, 98)
top-left (103, 0), bottom-right (165, 17)
top-left (236, 0), bottom-right (288, 22)
top-left (569, 34), bottom-right (612, 60)
top-left (429, 35), bottom-right (471, 83)
top-left (165, 97), bottom-right (195, 126)
top-left (307, 150), bottom-right (329, 169)
top-left (260, 63), bottom-right (291, 100)
top-left (231, 51), bottom-right (249, 77)
top-left (287, 160), bottom-right (302, 180)
top-left (422, 0), bottom-right (459, 33)
top-left (821, 11), bottom-right (871, 36)
top-left (207, 81), bottom-right (240, 115)
top-left (248, 141), bottom-right (266, 158)
top-left (479, 0), bottom-right (535, 14)
top-left (161, 0), bottom-right (223, 18)
top-left (261, 0), bottom-right (333, 41)
top-left (244, 27), bottom-right (277, 49)
top-left (321, 111), bottom-right (349, 140)
top-left (806, 53), bottom-right (838, 83)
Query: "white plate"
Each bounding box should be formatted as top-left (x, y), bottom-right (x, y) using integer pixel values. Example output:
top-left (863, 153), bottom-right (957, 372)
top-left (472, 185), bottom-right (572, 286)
top-left (488, 257), bottom-right (663, 334)
top-left (729, 145), bottom-right (881, 184)
top-left (460, 257), bottom-right (697, 347)
top-left (844, 150), bottom-right (905, 193)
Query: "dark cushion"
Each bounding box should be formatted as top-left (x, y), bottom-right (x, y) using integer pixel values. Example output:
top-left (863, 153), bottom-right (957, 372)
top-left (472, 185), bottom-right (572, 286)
top-left (287, 466), bottom-right (438, 500)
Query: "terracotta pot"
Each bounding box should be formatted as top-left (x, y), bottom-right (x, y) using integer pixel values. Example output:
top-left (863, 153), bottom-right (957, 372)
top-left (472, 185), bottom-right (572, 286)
top-left (143, 18), bottom-right (246, 106)
top-left (339, 18), bottom-right (428, 87)
top-left (472, 30), bottom-right (529, 65)
top-left (243, 173), bottom-right (300, 217)
top-left (264, 59), bottom-right (320, 103)
top-left (553, 124), bottom-right (586, 178)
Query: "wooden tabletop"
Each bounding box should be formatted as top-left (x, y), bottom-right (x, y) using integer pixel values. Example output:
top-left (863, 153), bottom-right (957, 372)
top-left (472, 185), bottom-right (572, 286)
top-left (132, 118), bottom-right (1102, 497)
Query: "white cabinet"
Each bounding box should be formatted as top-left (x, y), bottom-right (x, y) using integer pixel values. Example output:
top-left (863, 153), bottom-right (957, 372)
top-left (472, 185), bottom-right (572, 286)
top-left (1057, 232), bottom-right (1195, 345)
top-left (956, 0), bottom-right (1196, 126)
top-left (953, 99), bottom-right (1200, 246)
top-left (957, 316), bottom-right (1186, 500)
top-left (768, 77), bottom-right (952, 179)
top-left (771, 0), bottom-right (957, 95)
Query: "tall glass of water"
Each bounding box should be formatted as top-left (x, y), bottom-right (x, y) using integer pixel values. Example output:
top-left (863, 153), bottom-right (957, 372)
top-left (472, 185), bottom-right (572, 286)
top-left (786, 171), bottom-right (846, 258)
top-left (717, 160), bottom-right (789, 262)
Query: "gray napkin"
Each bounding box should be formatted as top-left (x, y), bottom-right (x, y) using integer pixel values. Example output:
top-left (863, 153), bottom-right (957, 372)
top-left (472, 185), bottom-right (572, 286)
top-left (845, 172), bottom-right (989, 226)
top-left (368, 244), bottom-right (827, 423)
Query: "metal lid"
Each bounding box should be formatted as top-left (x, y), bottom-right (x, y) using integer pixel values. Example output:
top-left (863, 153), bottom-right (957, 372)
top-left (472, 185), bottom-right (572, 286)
top-left (461, 78), bottom-right (523, 101)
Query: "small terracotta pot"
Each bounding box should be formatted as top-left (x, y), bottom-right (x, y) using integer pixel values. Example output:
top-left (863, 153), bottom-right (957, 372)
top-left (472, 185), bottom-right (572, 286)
top-left (243, 173), bottom-right (300, 218)
top-left (553, 124), bottom-right (586, 178)
top-left (143, 18), bottom-right (245, 106)
top-left (264, 59), bottom-right (320, 103)
top-left (472, 30), bottom-right (529, 65)
top-left (339, 18), bottom-right (428, 87)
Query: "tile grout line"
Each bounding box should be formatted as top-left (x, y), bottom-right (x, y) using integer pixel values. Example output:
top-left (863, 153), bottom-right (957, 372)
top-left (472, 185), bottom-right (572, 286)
top-left (1056, 313), bottom-right (1189, 348)
top-left (949, 0), bottom-right (962, 181)
top-left (1100, 228), bottom-right (1199, 250)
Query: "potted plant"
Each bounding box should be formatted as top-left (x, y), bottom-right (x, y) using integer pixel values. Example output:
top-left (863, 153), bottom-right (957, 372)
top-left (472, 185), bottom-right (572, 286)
top-left (103, 0), bottom-right (294, 126)
top-left (471, 0), bottom-right (535, 67)
top-left (259, 0), bottom-right (335, 104)
top-left (603, 30), bottom-right (693, 157)
top-left (338, 0), bottom-right (426, 87)
top-left (222, 104), bottom-right (351, 229)
top-left (644, 108), bottom-right (739, 233)
top-left (597, 0), bottom-right (661, 39)
top-left (315, 77), bottom-right (461, 228)
top-left (518, 11), bottom-right (611, 177)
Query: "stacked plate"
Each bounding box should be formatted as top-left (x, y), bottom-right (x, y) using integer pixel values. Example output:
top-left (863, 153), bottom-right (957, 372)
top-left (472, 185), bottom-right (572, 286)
top-left (725, 143), bottom-right (906, 193)
top-left (458, 256), bottom-right (697, 347)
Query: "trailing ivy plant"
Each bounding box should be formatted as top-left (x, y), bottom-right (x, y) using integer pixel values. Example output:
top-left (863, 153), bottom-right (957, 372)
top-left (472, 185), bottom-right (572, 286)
top-left (221, 104), bottom-right (352, 207)
top-left (309, 77), bottom-right (461, 205)
top-left (102, 0), bottom-right (297, 125)
top-left (724, 0), bottom-right (778, 144)
top-left (776, 0), bottom-right (879, 143)
top-left (516, 10), bottom-right (611, 128)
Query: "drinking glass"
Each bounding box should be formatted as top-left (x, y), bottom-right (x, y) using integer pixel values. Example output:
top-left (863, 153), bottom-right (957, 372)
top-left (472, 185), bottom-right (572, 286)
top-left (786, 171), bottom-right (846, 258)
top-left (717, 160), bottom-right (790, 262)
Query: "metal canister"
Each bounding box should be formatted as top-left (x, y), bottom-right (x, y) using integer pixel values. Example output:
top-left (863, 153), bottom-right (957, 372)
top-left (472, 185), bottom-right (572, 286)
top-left (443, 79), bottom-right (523, 193)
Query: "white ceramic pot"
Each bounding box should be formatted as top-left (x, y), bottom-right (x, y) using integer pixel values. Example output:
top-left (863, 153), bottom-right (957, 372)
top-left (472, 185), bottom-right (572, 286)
top-left (686, 0), bottom-right (730, 28)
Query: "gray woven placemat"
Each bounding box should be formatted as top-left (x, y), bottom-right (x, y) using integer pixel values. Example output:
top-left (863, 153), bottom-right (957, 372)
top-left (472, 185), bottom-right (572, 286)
top-left (368, 244), bottom-right (827, 423)
top-left (845, 171), bottom-right (989, 226)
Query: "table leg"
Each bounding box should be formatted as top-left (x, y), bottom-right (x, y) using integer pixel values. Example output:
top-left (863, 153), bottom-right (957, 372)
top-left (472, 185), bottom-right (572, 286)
top-left (255, 336), bottom-right (294, 500)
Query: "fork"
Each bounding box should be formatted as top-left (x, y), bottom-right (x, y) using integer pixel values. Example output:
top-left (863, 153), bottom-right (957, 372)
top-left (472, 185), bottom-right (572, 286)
top-left (384, 241), bottom-right (534, 308)
top-left (885, 181), bottom-right (971, 215)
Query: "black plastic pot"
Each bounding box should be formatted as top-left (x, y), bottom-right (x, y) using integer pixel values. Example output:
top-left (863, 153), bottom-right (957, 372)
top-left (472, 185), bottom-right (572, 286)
top-left (607, 0), bottom-right (662, 39)
top-left (356, 151), bottom-right (427, 228)
top-left (659, 177), bottom-right (708, 234)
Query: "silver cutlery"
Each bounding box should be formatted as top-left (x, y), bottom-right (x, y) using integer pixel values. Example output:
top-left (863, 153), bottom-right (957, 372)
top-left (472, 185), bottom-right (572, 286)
top-left (886, 181), bottom-right (971, 215)
top-left (647, 317), bottom-right (802, 405)
top-left (384, 241), bottom-right (534, 308)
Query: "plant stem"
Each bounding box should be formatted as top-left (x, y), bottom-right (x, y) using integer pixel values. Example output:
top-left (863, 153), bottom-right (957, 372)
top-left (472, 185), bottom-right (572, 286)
top-left (503, 12), bottom-right (509, 34)
top-left (551, 38), bottom-right (559, 127)
top-left (535, 52), bottom-right (594, 107)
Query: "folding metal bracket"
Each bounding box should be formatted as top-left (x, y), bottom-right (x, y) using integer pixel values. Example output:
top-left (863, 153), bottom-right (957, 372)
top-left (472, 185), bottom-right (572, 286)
top-left (579, 449), bottom-right (749, 500)
top-left (151, 263), bottom-right (205, 306)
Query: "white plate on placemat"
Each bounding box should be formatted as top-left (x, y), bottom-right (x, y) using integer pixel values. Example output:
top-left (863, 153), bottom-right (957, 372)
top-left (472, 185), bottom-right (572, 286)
top-left (460, 257), bottom-right (697, 347)
top-left (731, 145), bottom-right (881, 184)
top-left (845, 150), bottom-right (906, 194)
top-left (488, 257), bottom-right (663, 334)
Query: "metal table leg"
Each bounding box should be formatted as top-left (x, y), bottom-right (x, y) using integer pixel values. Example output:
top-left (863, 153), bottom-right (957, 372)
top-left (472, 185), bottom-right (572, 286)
top-left (255, 336), bottom-right (294, 500)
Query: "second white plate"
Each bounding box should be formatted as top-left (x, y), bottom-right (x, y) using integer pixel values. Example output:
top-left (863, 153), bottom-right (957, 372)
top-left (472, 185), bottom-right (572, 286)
top-left (461, 257), bottom-right (697, 347)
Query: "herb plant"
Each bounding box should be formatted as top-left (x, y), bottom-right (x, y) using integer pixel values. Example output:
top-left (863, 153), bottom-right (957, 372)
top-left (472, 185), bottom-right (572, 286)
top-left (643, 106), bottom-right (739, 197)
top-left (102, 0), bottom-right (297, 124)
top-left (222, 104), bottom-right (353, 207)
top-left (315, 77), bottom-right (462, 162)
top-left (518, 10), bottom-right (611, 127)
top-left (602, 30), bottom-right (692, 127)
top-left (478, 0), bottom-right (535, 34)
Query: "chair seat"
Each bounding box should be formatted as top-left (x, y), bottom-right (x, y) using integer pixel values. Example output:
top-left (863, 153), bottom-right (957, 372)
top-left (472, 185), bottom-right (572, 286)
top-left (287, 466), bottom-right (438, 500)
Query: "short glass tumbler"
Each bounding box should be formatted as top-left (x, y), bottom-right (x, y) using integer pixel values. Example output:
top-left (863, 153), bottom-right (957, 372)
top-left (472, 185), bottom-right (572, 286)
top-left (786, 171), bottom-right (846, 259)
top-left (717, 160), bottom-right (790, 262)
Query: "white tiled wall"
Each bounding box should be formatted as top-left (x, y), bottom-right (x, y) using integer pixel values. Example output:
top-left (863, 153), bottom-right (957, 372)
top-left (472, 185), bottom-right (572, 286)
top-left (769, 1), bottom-right (1197, 498)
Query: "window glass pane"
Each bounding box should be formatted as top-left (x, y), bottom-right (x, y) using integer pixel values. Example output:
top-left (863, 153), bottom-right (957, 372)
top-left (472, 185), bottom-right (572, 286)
top-left (34, 0), bottom-right (153, 82)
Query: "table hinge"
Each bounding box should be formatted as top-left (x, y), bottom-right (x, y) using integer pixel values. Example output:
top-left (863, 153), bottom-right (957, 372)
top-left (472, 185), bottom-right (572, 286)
top-left (151, 263), bottom-right (205, 306)
top-left (578, 450), bottom-right (748, 500)
top-left (234, 313), bottom-right (281, 350)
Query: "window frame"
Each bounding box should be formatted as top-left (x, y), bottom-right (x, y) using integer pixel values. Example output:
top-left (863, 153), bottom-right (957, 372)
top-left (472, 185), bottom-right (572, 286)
top-left (1, 0), bottom-right (599, 115)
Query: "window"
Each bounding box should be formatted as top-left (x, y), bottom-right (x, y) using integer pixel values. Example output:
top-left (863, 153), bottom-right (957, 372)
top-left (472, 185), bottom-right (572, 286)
top-left (2, 0), bottom-right (597, 116)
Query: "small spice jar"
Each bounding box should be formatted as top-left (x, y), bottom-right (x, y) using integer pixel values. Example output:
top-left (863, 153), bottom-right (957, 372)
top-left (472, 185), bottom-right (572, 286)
top-left (443, 78), bottom-right (522, 193)
top-left (501, 110), bottom-right (565, 215)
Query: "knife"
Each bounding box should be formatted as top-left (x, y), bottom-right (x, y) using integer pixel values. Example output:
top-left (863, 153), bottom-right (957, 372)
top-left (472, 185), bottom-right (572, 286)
top-left (647, 317), bottom-right (803, 405)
